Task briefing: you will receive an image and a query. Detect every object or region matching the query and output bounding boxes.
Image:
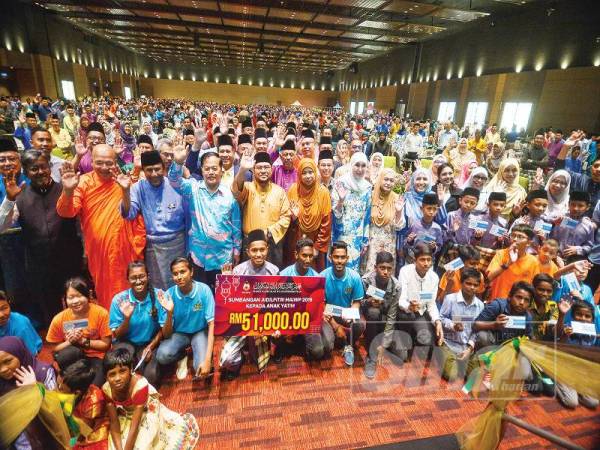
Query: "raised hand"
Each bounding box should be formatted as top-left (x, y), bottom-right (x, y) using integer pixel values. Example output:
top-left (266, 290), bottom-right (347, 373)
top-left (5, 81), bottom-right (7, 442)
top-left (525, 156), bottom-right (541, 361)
top-left (394, 195), bottom-right (405, 213)
top-left (558, 299), bottom-right (571, 316)
top-left (451, 215), bottom-right (462, 232)
top-left (436, 183), bottom-right (446, 201)
top-left (60, 162), bottom-right (80, 193)
top-left (512, 199), bottom-right (526, 217)
top-left (172, 144), bottom-right (188, 165)
top-left (221, 263), bottom-right (233, 275)
top-left (133, 147), bottom-right (142, 170)
top-left (336, 183), bottom-right (348, 203)
top-left (157, 291), bottom-right (174, 312)
top-left (3, 172), bottom-right (25, 201)
top-left (74, 133), bottom-right (87, 156)
top-left (14, 366), bottom-right (37, 387)
top-left (239, 148), bottom-right (255, 170)
top-left (114, 171), bottom-right (131, 191)
top-left (290, 201), bottom-right (300, 219)
top-left (508, 243), bottom-right (519, 263)
top-left (113, 134), bottom-right (124, 156)
top-left (118, 298), bottom-right (135, 318)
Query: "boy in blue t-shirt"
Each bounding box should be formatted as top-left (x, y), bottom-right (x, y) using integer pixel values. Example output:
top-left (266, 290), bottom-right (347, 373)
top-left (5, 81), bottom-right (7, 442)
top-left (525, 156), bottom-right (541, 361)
top-left (305, 241), bottom-right (365, 366)
top-left (280, 238), bottom-right (319, 277)
top-left (0, 291), bottom-right (41, 355)
top-left (156, 257), bottom-right (215, 382)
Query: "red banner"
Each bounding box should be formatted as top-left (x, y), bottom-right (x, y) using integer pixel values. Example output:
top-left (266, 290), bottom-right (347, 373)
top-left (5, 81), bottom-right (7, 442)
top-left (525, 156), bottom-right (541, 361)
top-left (214, 274), bottom-right (325, 336)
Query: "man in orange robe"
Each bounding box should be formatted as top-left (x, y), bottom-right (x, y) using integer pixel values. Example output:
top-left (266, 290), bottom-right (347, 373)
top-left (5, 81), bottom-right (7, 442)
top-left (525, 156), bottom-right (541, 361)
top-left (57, 144), bottom-right (146, 308)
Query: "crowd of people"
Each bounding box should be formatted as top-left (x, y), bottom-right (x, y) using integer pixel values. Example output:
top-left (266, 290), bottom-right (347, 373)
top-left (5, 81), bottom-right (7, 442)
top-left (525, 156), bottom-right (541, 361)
top-left (0, 94), bottom-right (599, 450)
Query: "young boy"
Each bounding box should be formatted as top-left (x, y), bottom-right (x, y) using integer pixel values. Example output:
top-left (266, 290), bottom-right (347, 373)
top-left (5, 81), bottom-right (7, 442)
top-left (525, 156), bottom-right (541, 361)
top-left (404, 192), bottom-right (443, 260)
top-left (475, 192), bottom-right (508, 250)
top-left (487, 224), bottom-right (540, 300)
top-left (156, 257), bottom-right (215, 382)
top-left (438, 268), bottom-right (485, 381)
top-left (550, 191), bottom-right (596, 262)
top-left (0, 291), bottom-right (41, 355)
top-left (444, 187), bottom-right (480, 246)
top-left (280, 238), bottom-right (318, 276)
top-left (564, 145), bottom-right (583, 174)
top-left (537, 239), bottom-right (560, 277)
top-left (219, 230), bottom-right (279, 378)
top-left (361, 250), bottom-right (401, 378)
top-left (436, 245), bottom-right (485, 304)
top-left (529, 273), bottom-right (560, 341)
top-left (510, 189), bottom-right (550, 250)
top-left (556, 301), bottom-right (599, 409)
top-left (306, 241), bottom-right (365, 366)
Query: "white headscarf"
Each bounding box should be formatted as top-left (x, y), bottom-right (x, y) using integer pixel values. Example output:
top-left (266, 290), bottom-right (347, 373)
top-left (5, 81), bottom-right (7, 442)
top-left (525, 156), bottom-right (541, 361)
top-left (544, 169), bottom-right (571, 221)
top-left (339, 152), bottom-right (371, 193)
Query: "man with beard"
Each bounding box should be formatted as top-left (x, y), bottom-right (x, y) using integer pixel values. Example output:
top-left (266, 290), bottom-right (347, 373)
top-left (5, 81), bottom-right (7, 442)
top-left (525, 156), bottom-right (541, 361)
top-left (1, 150), bottom-right (83, 326)
top-left (521, 132), bottom-right (549, 171)
top-left (29, 127), bottom-right (65, 183)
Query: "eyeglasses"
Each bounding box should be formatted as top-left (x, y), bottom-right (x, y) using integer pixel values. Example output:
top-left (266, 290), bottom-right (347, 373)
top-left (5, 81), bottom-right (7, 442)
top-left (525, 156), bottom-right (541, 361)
top-left (351, 145), bottom-right (362, 149)
top-left (93, 160), bottom-right (115, 168)
top-left (0, 156), bottom-right (19, 163)
top-left (473, 175), bottom-right (488, 180)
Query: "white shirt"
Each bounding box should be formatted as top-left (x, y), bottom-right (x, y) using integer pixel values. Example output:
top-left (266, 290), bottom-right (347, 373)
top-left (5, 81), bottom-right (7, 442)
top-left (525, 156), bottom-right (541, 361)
top-left (403, 132), bottom-right (424, 155)
top-left (398, 264), bottom-right (440, 323)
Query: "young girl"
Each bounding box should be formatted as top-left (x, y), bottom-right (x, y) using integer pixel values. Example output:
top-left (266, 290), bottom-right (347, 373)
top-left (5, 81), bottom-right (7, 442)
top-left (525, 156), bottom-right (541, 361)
top-left (102, 348), bottom-right (199, 450)
top-left (0, 290), bottom-right (42, 355)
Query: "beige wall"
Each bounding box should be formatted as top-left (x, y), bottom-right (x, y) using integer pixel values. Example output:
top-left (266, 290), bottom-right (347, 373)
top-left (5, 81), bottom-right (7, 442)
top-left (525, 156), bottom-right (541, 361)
top-left (139, 78), bottom-right (334, 107)
top-left (340, 66), bottom-right (600, 132)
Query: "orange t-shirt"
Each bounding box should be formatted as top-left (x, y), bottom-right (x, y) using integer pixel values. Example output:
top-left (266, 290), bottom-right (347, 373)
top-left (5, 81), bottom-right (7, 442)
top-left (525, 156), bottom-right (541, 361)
top-left (46, 303), bottom-right (112, 359)
top-left (439, 270), bottom-right (486, 296)
top-left (538, 259), bottom-right (558, 277)
top-left (487, 249), bottom-right (540, 300)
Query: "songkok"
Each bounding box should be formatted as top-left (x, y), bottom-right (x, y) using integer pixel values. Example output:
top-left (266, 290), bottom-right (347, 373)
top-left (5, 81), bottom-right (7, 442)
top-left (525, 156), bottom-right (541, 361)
top-left (0, 136), bottom-right (17, 152)
top-left (242, 118), bottom-right (253, 129)
top-left (238, 134), bottom-right (252, 145)
top-left (286, 121), bottom-right (296, 130)
top-left (137, 134), bottom-right (153, 146)
top-left (526, 189), bottom-right (548, 202)
top-left (247, 229), bottom-right (267, 244)
top-left (87, 122), bottom-right (105, 134)
top-left (281, 139), bottom-right (296, 151)
top-left (570, 191), bottom-right (591, 203)
top-left (254, 151), bottom-right (272, 165)
top-left (301, 129), bottom-right (315, 139)
top-left (488, 192), bottom-right (506, 202)
top-left (286, 128), bottom-right (296, 137)
top-left (25, 112), bottom-right (36, 119)
top-left (254, 128), bottom-right (267, 139)
top-left (422, 193), bottom-right (439, 205)
top-left (318, 149), bottom-right (333, 161)
top-left (141, 150), bottom-right (162, 167)
top-left (183, 128), bottom-right (195, 136)
top-left (320, 136), bottom-right (332, 145)
top-left (217, 134), bottom-right (233, 147)
top-left (213, 125), bottom-right (220, 135)
top-left (462, 187), bottom-right (481, 199)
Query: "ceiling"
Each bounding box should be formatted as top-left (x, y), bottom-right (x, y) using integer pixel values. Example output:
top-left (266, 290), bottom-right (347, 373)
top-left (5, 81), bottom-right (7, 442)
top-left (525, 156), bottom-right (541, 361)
top-left (30, 0), bottom-right (541, 74)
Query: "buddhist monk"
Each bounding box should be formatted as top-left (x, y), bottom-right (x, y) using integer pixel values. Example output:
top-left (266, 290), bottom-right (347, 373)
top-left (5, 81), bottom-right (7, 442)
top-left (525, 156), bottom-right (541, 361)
top-left (57, 144), bottom-right (146, 308)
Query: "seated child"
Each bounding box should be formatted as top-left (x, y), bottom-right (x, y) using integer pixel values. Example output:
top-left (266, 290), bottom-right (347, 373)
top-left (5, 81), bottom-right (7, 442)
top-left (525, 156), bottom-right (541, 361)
top-left (436, 245), bottom-right (485, 304)
top-left (103, 348), bottom-right (199, 450)
top-left (0, 291), bottom-right (42, 356)
top-left (550, 191), bottom-right (596, 263)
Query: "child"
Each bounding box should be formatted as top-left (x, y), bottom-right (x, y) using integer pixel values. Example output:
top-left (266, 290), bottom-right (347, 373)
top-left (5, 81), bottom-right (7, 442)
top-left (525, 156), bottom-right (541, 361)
top-left (280, 238), bottom-right (319, 276)
top-left (60, 359), bottom-right (109, 450)
top-left (436, 245), bottom-right (485, 303)
top-left (555, 301), bottom-right (599, 408)
top-left (103, 348), bottom-right (199, 450)
top-left (444, 187), bottom-right (480, 245)
top-left (404, 192), bottom-right (443, 262)
top-left (510, 189), bottom-right (550, 250)
top-left (0, 291), bottom-right (42, 355)
top-left (487, 224), bottom-right (540, 300)
top-left (550, 191), bottom-right (596, 262)
top-left (474, 192), bottom-right (508, 254)
top-left (438, 268), bottom-right (485, 381)
top-left (564, 145), bottom-right (583, 174)
top-left (537, 239), bottom-right (560, 277)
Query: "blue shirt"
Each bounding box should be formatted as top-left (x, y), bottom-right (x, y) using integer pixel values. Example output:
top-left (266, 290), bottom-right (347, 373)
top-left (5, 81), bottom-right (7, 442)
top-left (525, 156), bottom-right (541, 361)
top-left (320, 267), bottom-right (364, 308)
top-left (0, 172), bottom-right (28, 205)
top-left (168, 163), bottom-right (242, 270)
top-left (164, 281), bottom-right (214, 333)
top-left (280, 264), bottom-right (319, 277)
top-left (0, 312), bottom-right (42, 355)
top-left (109, 289), bottom-right (165, 345)
top-left (552, 278), bottom-right (600, 333)
top-left (121, 178), bottom-right (185, 243)
top-left (440, 292), bottom-right (485, 353)
top-left (475, 298), bottom-right (533, 341)
top-left (14, 126), bottom-right (32, 149)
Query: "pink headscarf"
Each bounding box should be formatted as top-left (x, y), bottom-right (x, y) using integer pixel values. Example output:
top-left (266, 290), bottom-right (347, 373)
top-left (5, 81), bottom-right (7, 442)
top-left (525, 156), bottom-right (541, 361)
top-left (458, 160), bottom-right (478, 188)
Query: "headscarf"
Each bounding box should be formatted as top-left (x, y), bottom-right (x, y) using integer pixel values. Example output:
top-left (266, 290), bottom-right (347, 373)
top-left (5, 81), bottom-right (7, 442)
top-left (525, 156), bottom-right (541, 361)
top-left (465, 167), bottom-right (491, 213)
top-left (334, 139), bottom-right (350, 165)
top-left (458, 160), bottom-right (478, 188)
top-left (338, 152), bottom-right (371, 194)
top-left (430, 154), bottom-right (447, 183)
top-left (484, 158), bottom-right (526, 218)
top-left (544, 169), bottom-right (571, 221)
top-left (464, 166), bottom-right (489, 190)
top-left (78, 113), bottom-right (91, 143)
top-left (288, 158), bottom-right (331, 234)
top-left (403, 168), bottom-right (432, 226)
top-left (372, 168), bottom-right (399, 227)
top-left (369, 152), bottom-right (384, 184)
top-left (0, 337), bottom-right (52, 395)
top-left (487, 142), bottom-right (506, 174)
top-left (119, 123), bottom-right (136, 164)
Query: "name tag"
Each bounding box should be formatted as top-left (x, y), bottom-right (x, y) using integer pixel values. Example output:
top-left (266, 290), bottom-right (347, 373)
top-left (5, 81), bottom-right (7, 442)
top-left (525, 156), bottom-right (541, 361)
top-left (325, 304), bottom-right (343, 317)
top-left (419, 292), bottom-right (433, 303)
top-left (561, 217), bottom-right (579, 229)
top-left (444, 257), bottom-right (464, 272)
top-left (563, 272), bottom-right (580, 293)
top-left (366, 284), bottom-right (386, 301)
top-left (506, 315), bottom-right (527, 329)
top-left (489, 224), bottom-right (508, 237)
top-left (534, 220), bottom-right (553, 235)
top-left (468, 217), bottom-right (489, 231)
top-left (63, 319), bottom-right (89, 332)
top-left (571, 321), bottom-right (596, 336)
top-left (420, 233), bottom-right (435, 243)
top-left (342, 308), bottom-right (360, 321)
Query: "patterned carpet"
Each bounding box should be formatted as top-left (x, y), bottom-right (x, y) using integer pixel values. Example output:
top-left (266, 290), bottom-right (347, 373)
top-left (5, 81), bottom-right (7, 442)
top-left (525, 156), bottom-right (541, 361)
top-left (148, 342), bottom-right (600, 450)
